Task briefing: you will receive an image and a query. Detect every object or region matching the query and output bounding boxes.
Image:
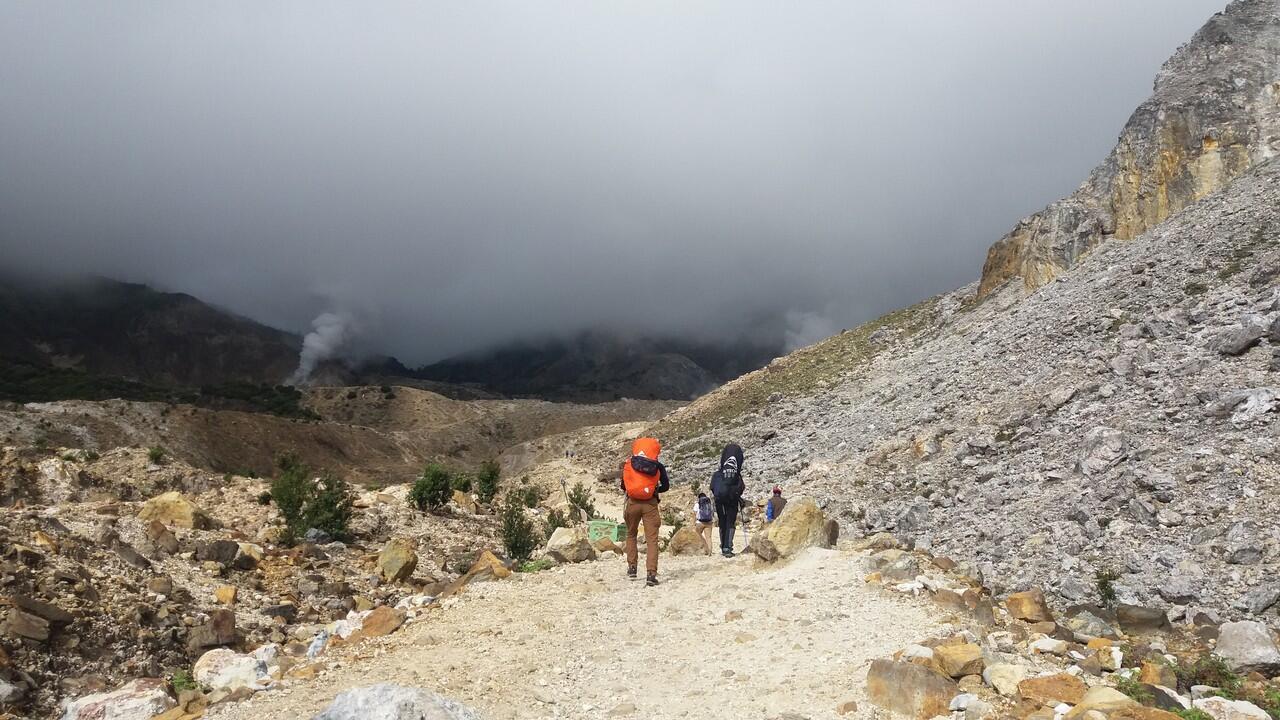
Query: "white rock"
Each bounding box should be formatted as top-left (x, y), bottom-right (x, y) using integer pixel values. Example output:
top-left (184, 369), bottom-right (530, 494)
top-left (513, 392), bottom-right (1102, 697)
top-left (193, 648), bottom-right (268, 692)
top-left (1215, 620), bottom-right (1280, 674)
top-left (312, 684), bottom-right (479, 720)
top-left (59, 678), bottom-right (175, 720)
top-left (1193, 696), bottom-right (1271, 720)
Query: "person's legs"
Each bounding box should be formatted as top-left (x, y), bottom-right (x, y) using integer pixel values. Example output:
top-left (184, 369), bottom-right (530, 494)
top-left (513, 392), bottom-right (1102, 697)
top-left (624, 500), bottom-right (641, 577)
top-left (714, 499), bottom-right (730, 553)
top-left (641, 501), bottom-right (660, 579)
top-left (722, 501), bottom-right (739, 554)
top-left (697, 522), bottom-right (712, 554)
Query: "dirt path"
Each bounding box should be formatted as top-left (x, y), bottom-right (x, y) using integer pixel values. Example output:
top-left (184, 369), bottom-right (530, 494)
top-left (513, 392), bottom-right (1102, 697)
top-left (209, 546), bottom-right (945, 720)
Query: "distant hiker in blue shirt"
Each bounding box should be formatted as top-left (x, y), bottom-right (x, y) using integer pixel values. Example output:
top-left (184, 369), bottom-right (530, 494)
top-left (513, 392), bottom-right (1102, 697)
top-left (765, 486), bottom-right (787, 523)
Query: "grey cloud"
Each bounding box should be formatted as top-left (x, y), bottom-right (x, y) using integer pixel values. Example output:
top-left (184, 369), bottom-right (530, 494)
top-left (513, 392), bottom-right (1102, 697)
top-left (0, 1), bottom-right (1227, 363)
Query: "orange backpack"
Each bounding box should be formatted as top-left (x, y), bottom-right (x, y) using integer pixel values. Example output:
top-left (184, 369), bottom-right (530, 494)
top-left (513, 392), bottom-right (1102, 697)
top-left (622, 437), bottom-right (662, 500)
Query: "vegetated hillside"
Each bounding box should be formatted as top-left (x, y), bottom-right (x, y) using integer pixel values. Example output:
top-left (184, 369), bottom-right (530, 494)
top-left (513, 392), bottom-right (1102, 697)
top-left (414, 330), bottom-right (781, 402)
top-left (654, 0), bottom-right (1280, 619)
top-left (0, 385), bottom-right (675, 484)
top-left (0, 276), bottom-right (303, 386)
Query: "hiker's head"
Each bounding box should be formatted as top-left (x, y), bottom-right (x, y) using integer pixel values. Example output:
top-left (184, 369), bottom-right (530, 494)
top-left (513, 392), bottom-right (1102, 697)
top-left (773, 486), bottom-right (782, 495)
top-left (631, 436), bottom-right (661, 460)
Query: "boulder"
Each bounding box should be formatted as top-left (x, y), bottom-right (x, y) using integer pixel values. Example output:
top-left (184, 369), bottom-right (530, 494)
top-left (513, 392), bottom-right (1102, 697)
top-left (311, 683), bottom-right (480, 720)
top-left (451, 490), bottom-right (478, 515)
top-left (196, 540), bottom-right (240, 565)
top-left (378, 539), bottom-right (418, 583)
top-left (545, 526), bottom-right (595, 564)
top-left (2, 608), bottom-right (49, 642)
top-left (1211, 324), bottom-right (1266, 356)
top-left (1078, 427), bottom-right (1126, 476)
top-left (933, 643), bottom-right (984, 678)
top-left (981, 663), bottom-right (1026, 696)
top-left (355, 606), bottom-right (406, 639)
top-left (1062, 687), bottom-right (1137, 719)
top-left (1193, 697), bottom-right (1271, 720)
top-left (138, 491), bottom-right (213, 529)
top-left (193, 648), bottom-right (268, 692)
top-left (59, 678), bottom-right (176, 720)
top-left (866, 658), bottom-right (957, 719)
top-left (752, 497), bottom-right (835, 562)
top-left (1138, 660), bottom-right (1178, 689)
top-left (187, 609), bottom-right (236, 651)
top-left (145, 520), bottom-right (180, 555)
top-left (436, 550), bottom-right (512, 599)
top-left (592, 537), bottom-right (622, 554)
top-left (1064, 609), bottom-right (1118, 641)
top-left (1116, 604), bottom-right (1171, 635)
top-left (666, 525), bottom-right (707, 556)
top-left (1006, 588), bottom-right (1054, 623)
top-left (1239, 584), bottom-right (1280, 615)
top-left (214, 585), bottom-right (238, 605)
top-left (1018, 673), bottom-right (1086, 705)
top-left (1214, 620), bottom-right (1280, 674)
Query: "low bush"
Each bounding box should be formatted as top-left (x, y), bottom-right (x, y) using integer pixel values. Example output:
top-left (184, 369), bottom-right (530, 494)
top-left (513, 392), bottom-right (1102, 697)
top-left (1176, 654), bottom-right (1242, 696)
top-left (518, 558), bottom-right (555, 573)
top-left (270, 454), bottom-right (354, 544)
top-left (566, 481), bottom-right (597, 520)
top-left (501, 496), bottom-right (539, 560)
top-left (147, 446), bottom-right (166, 464)
top-left (1095, 567), bottom-right (1120, 606)
top-left (409, 463), bottom-right (453, 511)
top-left (545, 508), bottom-right (569, 539)
top-left (170, 669), bottom-right (197, 693)
top-left (450, 472), bottom-right (473, 493)
top-left (475, 460), bottom-right (501, 504)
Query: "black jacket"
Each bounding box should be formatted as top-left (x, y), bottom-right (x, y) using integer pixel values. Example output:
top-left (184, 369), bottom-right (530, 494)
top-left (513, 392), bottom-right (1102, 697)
top-left (619, 459), bottom-right (670, 500)
top-left (709, 443), bottom-right (745, 502)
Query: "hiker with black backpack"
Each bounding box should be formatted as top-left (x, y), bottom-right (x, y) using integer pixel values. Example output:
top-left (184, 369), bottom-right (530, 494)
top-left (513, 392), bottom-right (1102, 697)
top-left (693, 492), bottom-right (714, 555)
top-left (619, 436), bottom-right (670, 586)
top-left (709, 443), bottom-right (745, 557)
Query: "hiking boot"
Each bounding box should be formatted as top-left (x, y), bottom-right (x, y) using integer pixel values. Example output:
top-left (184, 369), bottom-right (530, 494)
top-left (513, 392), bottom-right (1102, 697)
top-left (645, 575), bottom-right (659, 587)
top-left (627, 565), bottom-right (637, 580)
top-left (722, 549), bottom-right (734, 558)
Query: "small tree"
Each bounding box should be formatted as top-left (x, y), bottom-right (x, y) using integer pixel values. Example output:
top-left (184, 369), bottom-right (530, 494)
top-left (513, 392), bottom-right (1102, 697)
top-left (270, 454), bottom-right (354, 544)
top-left (147, 446), bottom-right (167, 464)
top-left (450, 472), bottom-right (473, 493)
top-left (501, 496), bottom-right (538, 560)
top-left (544, 508), bottom-right (569, 539)
top-left (475, 460), bottom-right (501, 504)
top-left (566, 481), bottom-right (597, 521)
top-left (410, 463), bottom-right (453, 511)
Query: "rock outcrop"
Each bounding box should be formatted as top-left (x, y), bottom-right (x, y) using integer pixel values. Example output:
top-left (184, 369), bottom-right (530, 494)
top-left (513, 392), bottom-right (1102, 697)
top-left (978, 0), bottom-right (1280, 298)
top-left (749, 497), bottom-right (837, 561)
top-left (311, 684), bottom-right (480, 720)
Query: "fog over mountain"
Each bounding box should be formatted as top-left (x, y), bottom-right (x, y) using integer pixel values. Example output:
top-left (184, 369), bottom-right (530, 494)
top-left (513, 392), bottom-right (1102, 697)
top-left (0, 1), bottom-right (1226, 364)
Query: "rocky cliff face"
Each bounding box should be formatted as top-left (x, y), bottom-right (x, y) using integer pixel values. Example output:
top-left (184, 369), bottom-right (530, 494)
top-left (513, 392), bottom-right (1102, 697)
top-left (978, 0), bottom-right (1280, 299)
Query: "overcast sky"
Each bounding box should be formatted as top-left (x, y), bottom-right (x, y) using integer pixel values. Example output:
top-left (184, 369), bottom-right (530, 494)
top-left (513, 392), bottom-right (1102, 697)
top-left (0, 1), bottom-right (1226, 363)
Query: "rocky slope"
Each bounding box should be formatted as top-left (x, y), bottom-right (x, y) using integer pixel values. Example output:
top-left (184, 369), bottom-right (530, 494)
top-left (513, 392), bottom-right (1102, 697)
top-left (978, 0), bottom-right (1279, 298)
top-left (656, 1), bottom-right (1280, 624)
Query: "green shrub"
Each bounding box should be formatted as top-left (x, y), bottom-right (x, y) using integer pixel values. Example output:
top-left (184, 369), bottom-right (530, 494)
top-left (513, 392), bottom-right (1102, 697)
top-left (450, 472), bottom-right (473, 493)
top-left (566, 481), bottom-right (597, 520)
top-left (500, 496), bottom-right (539, 560)
top-left (475, 460), bottom-right (501, 504)
top-left (147, 446), bottom-right (166, 464)
top-left (409, 464), bottom-right (453, 511)
top-left (270, 454), bottom-right (354, 544)
top-left (518, 557), bottom-right (555, 573)
top-left (517, 480), bottom-right (545, 508)
top-left (662, 506), bottom-right (685, 533)
top-left (545, 508), bottom-right (569, 539)
top-left (256, 491), bottom-right (273, 506)
top-left (1176, 655), bottom-right (1242, 696)
top-left (170, 669), bottom-right (197, 693)
top-left (1112, 674), bottom-right (1152, 704)
top-left (1095, 567), bottom-right (1120, 606)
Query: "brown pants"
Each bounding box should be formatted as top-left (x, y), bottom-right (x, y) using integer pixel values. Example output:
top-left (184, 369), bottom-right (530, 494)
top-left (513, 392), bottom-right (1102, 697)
top-left (624, 498), bottom-right (661, 576)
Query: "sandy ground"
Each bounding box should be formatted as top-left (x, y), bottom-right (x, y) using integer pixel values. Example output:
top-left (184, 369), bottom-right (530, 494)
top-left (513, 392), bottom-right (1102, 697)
top-left (208, 545), bottom-right (946, 720)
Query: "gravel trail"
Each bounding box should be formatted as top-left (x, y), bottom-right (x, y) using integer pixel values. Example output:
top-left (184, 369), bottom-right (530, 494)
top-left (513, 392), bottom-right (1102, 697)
top-left (209, 546), bottom-right (945, 720)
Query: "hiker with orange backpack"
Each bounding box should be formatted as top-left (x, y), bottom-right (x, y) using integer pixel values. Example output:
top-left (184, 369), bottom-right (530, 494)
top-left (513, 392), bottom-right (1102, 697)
top-left (619, 437), bottom-right (670, 586)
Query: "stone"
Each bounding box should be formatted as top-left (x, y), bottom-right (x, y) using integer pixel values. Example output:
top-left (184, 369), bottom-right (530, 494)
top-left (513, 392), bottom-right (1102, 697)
top-left (377, 538), bottom-right (418, 583)
top-left (1193, 697), bottom-right (1271, 720)
top-left (263, 603), bottom-right (298, 623)
top-left (545, 526), bottom-right (595, 563)
top-left (13, 595), bottom-right (74, 625)
top-left (751, 497), bottom-right (835, 561)
top-left (1064, 609), bottom-right (1117, 641)
top-left (1214, 620), bottom-right (1280, 674)
top-left (1078, 427), bottom-right (1126, 476)
top-left (982, 663), bottom-right (1026, 696)
top-left (2, 608), bottom-right (50, 642)
top-left (195, 539), bottom-right (240, 565)
top-left (59, 678), bottom-right (176, 720)
top-left (866, 658), bottom-right (957, 719)
top-left (666, 525), bottom-right (707, 556)
top-left (1029, 637), bottom-right (1069, 655)
top-left (1108, 709), bottom-right (1183, 720)
top-left (215, 585), bottom-right (238, 605)
top-left (592, 537), bottom-right (621, 554)
top-left (835, 700), bottom-right (859, 715)
top-left (1062, 687), bottom-right (1137, 719)
top-left (933, 643), bottom-right (984, 678)
top-left (1018, 673), bottom-right (1086, 705)
top-left (1144, 685), bottom-right (1190, 712)
top-left (187, 609), bottom-right (236, 651)
top-left (138, 491), bottom-right (213, 529)
top-left (1116, 604), bottom-right (1171, 635)
top-left (311, 683), bottom-right (480, 720)
top-left (1239, 584), bottom-right (1280, 615)
top-left (355, 606), bottom-right (406, 638)
top-left (1006, 588), bottom-right (1054, 622)
top-left (193, 648), bottom-right (267, 692)
top-left (1139, 660), bottom-right (1178, 689)
top-left (451, 490), bottom-right (478, 515)
top-left (1211, 324), bottom-right (1266, 356)
top-left (145, 520), bottom-right (180, 555)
